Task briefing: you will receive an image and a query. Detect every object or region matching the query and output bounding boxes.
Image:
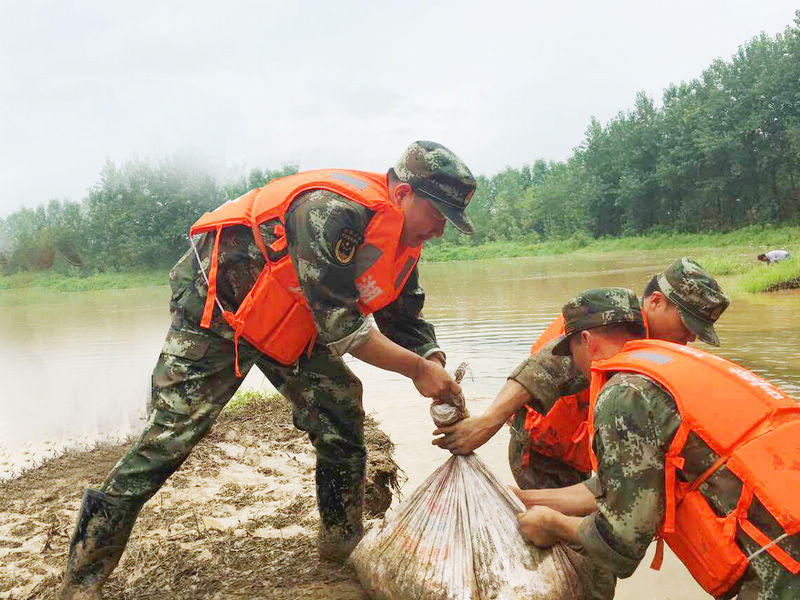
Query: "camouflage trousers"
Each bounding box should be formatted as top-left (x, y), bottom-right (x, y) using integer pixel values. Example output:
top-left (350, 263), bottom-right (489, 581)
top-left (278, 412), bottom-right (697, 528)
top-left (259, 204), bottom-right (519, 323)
top-left (508, 427), bottom-right (618, 600)
top-left (101, 316), bottom-right (366, 541)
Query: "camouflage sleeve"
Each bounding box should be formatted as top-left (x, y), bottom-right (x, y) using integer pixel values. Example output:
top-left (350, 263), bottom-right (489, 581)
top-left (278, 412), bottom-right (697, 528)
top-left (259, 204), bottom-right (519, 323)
top-left (582, 474), bottom-right (602, 497)
top-left (284, 190), bottom-right (372, 352)
top-left (372, 265), bottom-right (443, 360)
top-left (507, 339), bottom-right (589, 413)
top-left (577, 373), bottom-right (681, 578)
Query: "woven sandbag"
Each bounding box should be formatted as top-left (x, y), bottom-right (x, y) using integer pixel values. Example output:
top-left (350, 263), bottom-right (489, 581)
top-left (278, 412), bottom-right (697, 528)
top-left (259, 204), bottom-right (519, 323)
top-left (351, 453), bottom-right (588, 600)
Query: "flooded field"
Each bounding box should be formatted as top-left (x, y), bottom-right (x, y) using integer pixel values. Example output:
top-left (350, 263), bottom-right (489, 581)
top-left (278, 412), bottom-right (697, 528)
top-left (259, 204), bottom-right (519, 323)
top-left (1, 249), bottom-right (798, 599)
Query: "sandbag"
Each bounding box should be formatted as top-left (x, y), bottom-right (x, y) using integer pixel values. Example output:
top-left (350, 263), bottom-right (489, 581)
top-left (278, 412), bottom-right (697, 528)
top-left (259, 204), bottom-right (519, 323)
top-left (351, 453), bottom-right (588, 600)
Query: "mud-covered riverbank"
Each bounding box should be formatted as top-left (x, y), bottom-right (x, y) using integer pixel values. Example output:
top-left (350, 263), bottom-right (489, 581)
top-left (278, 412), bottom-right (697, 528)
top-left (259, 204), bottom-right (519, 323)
top-left (0, 395), bottom-right (401, 599)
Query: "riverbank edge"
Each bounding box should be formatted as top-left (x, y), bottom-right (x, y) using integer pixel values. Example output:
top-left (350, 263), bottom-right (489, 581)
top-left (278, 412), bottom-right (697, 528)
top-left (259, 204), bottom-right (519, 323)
top-left (0, 392), bottom-right (401, 599)
top-left (1, 225), bottom-right (797, 295)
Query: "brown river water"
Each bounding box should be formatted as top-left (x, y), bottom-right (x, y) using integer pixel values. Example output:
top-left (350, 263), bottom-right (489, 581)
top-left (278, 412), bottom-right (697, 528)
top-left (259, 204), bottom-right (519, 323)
top-left (1, 249), bottom-right (798, 599)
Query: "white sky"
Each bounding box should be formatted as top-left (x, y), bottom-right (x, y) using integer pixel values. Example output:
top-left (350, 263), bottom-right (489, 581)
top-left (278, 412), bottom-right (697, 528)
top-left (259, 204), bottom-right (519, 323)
top-left (1, 1), bottom-right (798, 215)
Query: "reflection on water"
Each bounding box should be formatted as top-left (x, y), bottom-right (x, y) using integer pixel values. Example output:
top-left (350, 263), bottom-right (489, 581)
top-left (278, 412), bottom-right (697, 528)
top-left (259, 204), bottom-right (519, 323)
top-left (1, 251), bottom-right (798, 599)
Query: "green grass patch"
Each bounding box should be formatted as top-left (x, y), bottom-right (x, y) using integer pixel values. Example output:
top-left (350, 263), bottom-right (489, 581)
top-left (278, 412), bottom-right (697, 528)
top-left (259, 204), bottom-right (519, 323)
top-left (738, 259), bottom-right (800, 293)
top-left (223, 388), bottom-right (283, 413)
top-left (0, 269), bottom-right (168, 292)
top-left (422, 225), bottom-right (800, 264)
top-left (691, 253), bottom-right (753, 277)
top-left (2, 225), bottom-right (797, 296)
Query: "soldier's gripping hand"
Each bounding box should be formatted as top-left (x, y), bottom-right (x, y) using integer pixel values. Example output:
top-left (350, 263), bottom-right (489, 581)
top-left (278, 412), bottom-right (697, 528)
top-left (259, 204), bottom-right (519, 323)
top-left (518, 506), bottom-right (582, 547)
top-left (412, 357), bottom-right (462, 400)
top-left (432, 416), bottom-right (497, 455)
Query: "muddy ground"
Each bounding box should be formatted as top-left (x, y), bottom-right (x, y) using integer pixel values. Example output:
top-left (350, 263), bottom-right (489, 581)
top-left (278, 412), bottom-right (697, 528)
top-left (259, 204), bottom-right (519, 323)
top-left (0, 395), bottom-right (402, 599)
top-left (766, 276), bottom-right (800, 291)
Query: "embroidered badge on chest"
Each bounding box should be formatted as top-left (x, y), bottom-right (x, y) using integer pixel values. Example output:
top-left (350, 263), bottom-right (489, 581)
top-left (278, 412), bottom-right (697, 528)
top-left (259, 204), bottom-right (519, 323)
top-left (334, 229), bottom-right (361, 265)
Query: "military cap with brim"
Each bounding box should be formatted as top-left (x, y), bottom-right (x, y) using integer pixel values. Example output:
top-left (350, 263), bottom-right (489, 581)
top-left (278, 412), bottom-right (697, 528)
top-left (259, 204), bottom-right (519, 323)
top-left (393, 140), bottom-right (477, 235)
top-left (552, 287), bottom-right (646, 356)
top-left (656, 257), bottom-right (729, 347)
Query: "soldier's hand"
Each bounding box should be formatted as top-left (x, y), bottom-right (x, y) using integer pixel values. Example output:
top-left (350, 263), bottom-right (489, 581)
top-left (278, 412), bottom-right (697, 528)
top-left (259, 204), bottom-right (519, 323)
top-left (518, 506), bottom-right (560, 547)
top-left (432, 416), bottom-right (496, 455)
top-left (412, 358), bottom-right (461, 400)
top-left (510, 485), bottom-right (540, 509)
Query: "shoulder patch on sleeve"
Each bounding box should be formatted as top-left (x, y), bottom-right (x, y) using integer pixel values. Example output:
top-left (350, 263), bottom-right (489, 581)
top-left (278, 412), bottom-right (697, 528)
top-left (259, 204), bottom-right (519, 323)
top-left (334, 228), bottom-right (361, 265)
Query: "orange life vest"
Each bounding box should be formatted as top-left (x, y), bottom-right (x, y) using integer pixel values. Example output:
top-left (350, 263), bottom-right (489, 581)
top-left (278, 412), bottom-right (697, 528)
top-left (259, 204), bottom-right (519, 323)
top-left (589, 339), bottom-right (800, 597)
top-left (517, 314), bottom-right (592, 473)
top-left (189, 170), bottom-right (421, 374)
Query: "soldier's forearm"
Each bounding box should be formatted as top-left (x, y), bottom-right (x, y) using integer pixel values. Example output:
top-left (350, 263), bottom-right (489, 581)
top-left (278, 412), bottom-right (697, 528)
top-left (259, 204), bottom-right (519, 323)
top-left (515, 482), bottom-right (598, 516)
top-left (483, 379), bottom-right (533, 427)
top-left (348, 326), bottom-right (425, 379)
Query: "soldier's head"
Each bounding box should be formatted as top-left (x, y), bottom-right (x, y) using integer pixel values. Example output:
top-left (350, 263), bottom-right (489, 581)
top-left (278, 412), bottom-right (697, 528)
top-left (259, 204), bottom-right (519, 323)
top-left (389, 141), bottom-right (477, 247)
top-left (642, 257), bottom-right (729, 346)
top-left (552, 288), bottom-right (646, 378)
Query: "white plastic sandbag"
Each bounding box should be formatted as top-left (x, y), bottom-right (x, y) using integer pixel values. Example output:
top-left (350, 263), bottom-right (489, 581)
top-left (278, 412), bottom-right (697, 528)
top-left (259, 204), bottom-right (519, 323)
top-left (351, 453), bottom-right (587, 600)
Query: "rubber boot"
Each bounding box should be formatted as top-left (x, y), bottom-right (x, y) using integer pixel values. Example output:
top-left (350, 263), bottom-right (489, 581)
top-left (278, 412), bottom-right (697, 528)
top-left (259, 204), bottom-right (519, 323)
top-left (58, 489), bottom-right (141, 599)
top-left (316, 459), bottom-right (365, 563)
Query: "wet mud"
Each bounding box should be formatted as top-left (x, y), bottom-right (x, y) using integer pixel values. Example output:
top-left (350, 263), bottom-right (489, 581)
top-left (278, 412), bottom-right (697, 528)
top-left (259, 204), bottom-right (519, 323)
top-left (0, 394), bottom-right (400, 599)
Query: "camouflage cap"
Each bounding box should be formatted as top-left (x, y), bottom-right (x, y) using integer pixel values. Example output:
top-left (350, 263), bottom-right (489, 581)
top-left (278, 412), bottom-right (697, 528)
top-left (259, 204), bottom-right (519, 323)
top-left (392, 140), bottom-right (477, 235)
top-left (656, 257), bottom-right (729, 347)
top-left (552, 287), bottom-right (646, 356)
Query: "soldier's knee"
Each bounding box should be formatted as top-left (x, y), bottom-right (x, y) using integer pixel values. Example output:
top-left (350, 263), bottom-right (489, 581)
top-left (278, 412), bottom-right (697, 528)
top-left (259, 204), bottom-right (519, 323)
top-left (315, 434), bottom-right (366, 466)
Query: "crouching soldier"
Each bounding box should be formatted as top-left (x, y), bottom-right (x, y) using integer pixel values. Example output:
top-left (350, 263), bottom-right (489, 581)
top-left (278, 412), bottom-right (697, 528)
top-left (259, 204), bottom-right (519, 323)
top-left (516, 288), bottom-right (800, 599)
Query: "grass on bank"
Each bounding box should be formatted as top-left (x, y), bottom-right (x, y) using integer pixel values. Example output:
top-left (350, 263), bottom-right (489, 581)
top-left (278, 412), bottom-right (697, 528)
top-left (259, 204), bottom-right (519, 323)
top-left (738, 259), bottom-right (800, 293)
top-left (421, 225), bottom-right (800, 263)
top-left (0, 225), bottom-right (796, 294)
top-left (0, 269), bottom-right (168, 292)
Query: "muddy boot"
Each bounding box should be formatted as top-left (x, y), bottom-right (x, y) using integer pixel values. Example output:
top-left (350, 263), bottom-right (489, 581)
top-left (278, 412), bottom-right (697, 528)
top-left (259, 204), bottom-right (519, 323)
top-left (318, 522), bottom-right (364, 563)
top-left (59, 489), bottom-right (141, 599)
top-left (315, 459), bottom-right (365, 563)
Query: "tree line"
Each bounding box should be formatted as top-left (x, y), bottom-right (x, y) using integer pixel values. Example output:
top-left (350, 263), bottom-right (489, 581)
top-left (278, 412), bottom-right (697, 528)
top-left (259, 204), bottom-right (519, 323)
top-left (2, 13), bottom-right (799, 274)
top-left (0, 160), bottom-right (298, 273)
top-left (441, 12), bottom-right (800, 246)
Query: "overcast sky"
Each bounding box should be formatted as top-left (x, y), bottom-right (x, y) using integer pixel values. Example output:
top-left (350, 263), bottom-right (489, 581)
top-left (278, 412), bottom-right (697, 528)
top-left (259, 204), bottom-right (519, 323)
top-left (1, 1), bottom-right (798, 216)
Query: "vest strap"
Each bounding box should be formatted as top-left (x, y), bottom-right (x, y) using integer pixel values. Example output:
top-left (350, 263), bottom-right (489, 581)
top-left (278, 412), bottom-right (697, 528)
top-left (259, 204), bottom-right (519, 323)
top-left (650, 533), bottom-right (665, 570)
top-left (520, 410), bottom-right (536, 469)
top-left (726, 484), bottom-right (800, 574)
top-left (221, 310), bottom-right (244, 378)
top-left (523, 405), bottom-right (543, 432)
top-left (740, 520), bottom-right (800, 574)
top-left (663, 423), bottom-right (689, 533)
top-left (251, 217), bottom-right (269, 261)
top-left (572, 420), bottom-right (589, 443)
top-left (193, 227), bottom-right (223, 329)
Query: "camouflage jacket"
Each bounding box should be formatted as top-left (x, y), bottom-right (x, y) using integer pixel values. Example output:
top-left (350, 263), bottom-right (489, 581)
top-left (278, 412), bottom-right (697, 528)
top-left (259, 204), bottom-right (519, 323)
top-left (577, 372), bottom-right (800, 600)
top-left (169, 189), bottom-right (442, 361)
top-left (506, 338), bottom-right (590, 487)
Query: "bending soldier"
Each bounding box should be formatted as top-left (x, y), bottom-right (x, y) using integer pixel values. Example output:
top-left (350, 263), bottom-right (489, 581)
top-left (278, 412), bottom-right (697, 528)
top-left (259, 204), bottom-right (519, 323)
top-left (59, 141), bottom-right (477, 598)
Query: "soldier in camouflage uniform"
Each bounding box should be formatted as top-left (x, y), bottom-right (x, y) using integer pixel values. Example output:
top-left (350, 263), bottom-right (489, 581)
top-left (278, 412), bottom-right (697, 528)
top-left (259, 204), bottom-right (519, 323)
top-left (507, 258), bottom-right (729, 490)
top-left (59, 141), bottom-right (477, 599)
top-left (433, 258), bottom-right (729, 599)
top-left (434, 258), bottom-right (729, 488)
top-left (515, 288), bottom-right (800, 600)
